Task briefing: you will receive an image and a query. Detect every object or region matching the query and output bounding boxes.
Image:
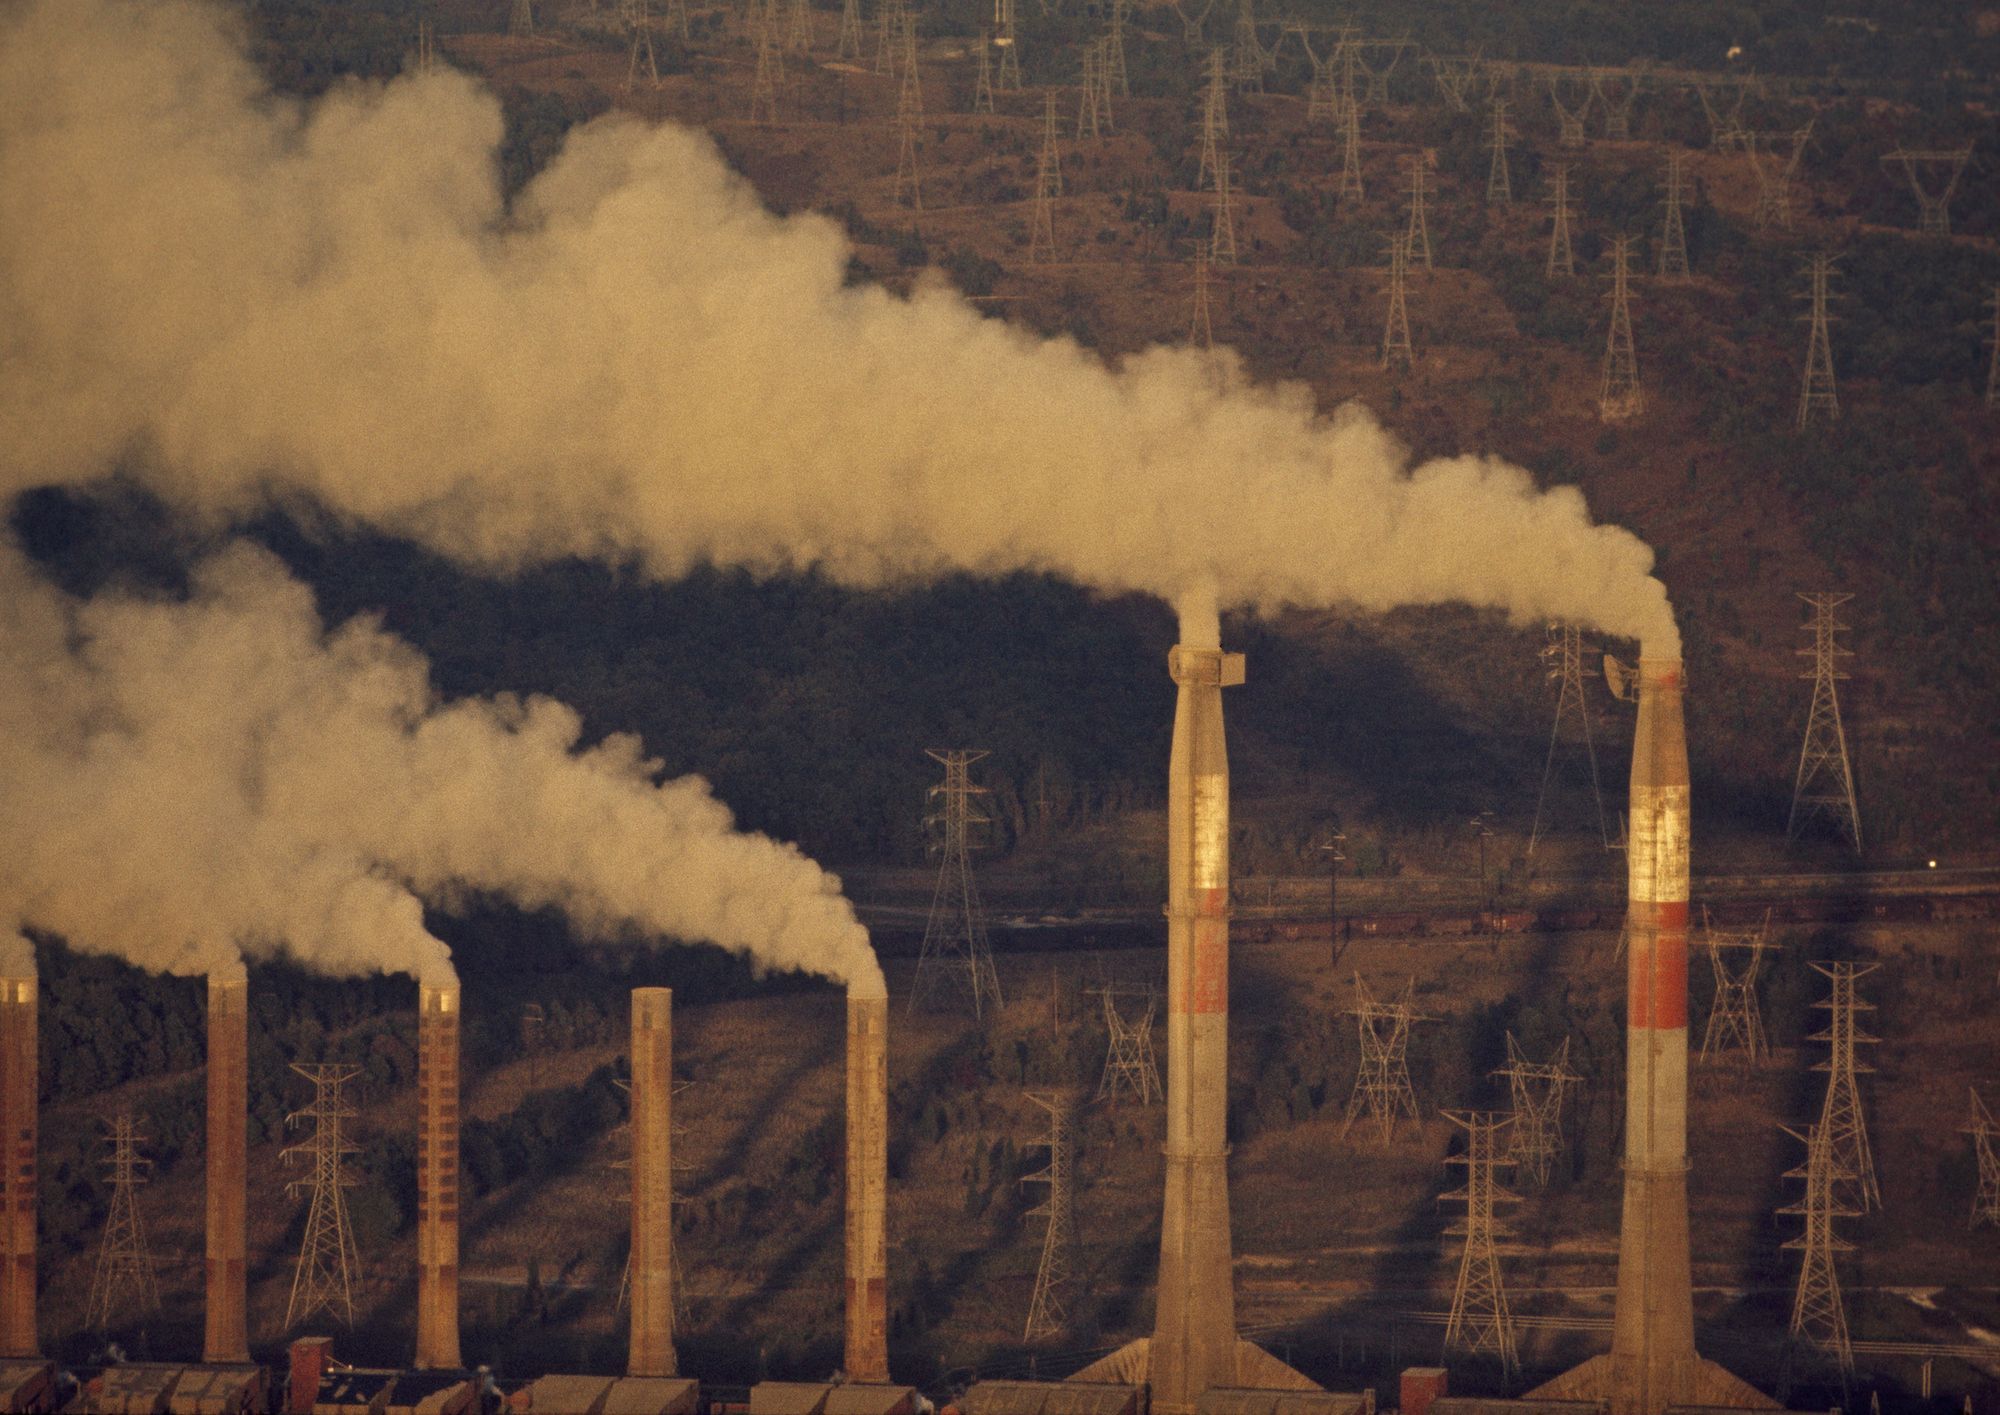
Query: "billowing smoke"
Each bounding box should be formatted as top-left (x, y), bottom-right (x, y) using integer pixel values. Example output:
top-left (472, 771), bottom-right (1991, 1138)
top-left (0, 540), bottom-right (883, 993)
top-left (0, 0), bottom-right (1679, 660)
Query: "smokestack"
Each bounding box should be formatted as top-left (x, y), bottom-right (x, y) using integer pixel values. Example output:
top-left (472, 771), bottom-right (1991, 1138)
top-left (1609, 658), bottom-right (1695, 1414)
top-left (416, 982), bottom-right (463, 1371)
top-left (204, 974), bottom-right (248, 1366)
top-left (1150, 643), bottom-right (1246, 1409)
top-left (844, 989), bottom-right (888, 1383)
top-left (629, 988), bottom-right (677, 1377)
top-left (0, 974), bottom-right (35, 1359)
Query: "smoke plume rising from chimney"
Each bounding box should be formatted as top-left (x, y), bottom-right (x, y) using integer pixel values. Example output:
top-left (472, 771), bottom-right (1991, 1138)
top-left (0, 0), bottom-right (1679, 661)
top-left (0, 542), bottom-right (882, 992)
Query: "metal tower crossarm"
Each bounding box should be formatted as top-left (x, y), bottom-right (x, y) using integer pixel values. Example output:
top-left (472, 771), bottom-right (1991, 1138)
top-left (1697, 906), bottom-right (1777, 1068)
top-left (1881, 147), bottom-right (1974, 237)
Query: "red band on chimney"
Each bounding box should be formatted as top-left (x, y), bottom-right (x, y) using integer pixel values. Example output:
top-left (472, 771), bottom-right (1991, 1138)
top-left (1189, 915), bottom-right (1227, 1014)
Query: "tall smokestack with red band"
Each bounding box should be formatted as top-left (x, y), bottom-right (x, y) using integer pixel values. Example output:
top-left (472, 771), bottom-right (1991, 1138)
top-left (204, 974), bottom-right (249, 1366)
top-left (416, 982), bottom-right (462, 1371)
top-left (0, 973), bottom-right (35, 1359)
top-left (845, 987), bottom-right (889, 1383)
top-left (1150, 643), bottom-right (1245, 1410)
top-left (1611, 657), bottom-right (1696, 1415)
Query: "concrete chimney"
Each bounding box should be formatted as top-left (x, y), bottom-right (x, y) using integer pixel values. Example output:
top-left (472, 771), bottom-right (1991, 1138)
top-left (844, 988), bottom-right (889, 1383)
top-left (0, 974), bottom-right (35, 1359)
top-left (628, 988), bottom-right (677, 1377)
top-left (416, 981), bottom-right (463, 1371)
top-left (204, 974), bottom-right (249, 1365)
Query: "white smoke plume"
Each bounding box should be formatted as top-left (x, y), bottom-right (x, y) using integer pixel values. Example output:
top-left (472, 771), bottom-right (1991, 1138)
top-left (0, 540), bottom-right (883, 993)
top-left (0, 0), bottom-right (1680, 660)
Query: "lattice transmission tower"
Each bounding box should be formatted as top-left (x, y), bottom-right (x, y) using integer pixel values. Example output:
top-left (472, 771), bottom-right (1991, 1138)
top-left (1441, 1111), bottom-right (1519, 1377)
top-left (1189, 241), bottom-right (1215, 348)
top-left (1022, 1089), bottom-right (1078, 1341)
top-left (1781, 1119), bottom-right (1857, 1382)
top-left (971, 31), bottom-right (995, 114)
top-left (1658, 150), bottom-right (1690, 280)
top-left (1796, 253), bottom-right (1840, 429)
top-left (1335, 60), bottom-right (1364, 203)
top-left (1547, 78), bottom-right (1589, 150)
top-left (1882, 147), bottom-right (1972, 237)
top-left (511, 0), bottom-right (535, 38)
top-left (836, 0), bottom-right (864, 59)
top-left (1590, 67), bottom-right (1639, 140)
top-left (1698, 906), bottom-right (1776, 1069)
top-left (872, 0), bottom-right (904, 74)
top-left (1545, 163), bottom-right (1576, 279)
top-left (283, 1063), bottom-right (363, 1328)
top-left (910, 750), bottom-right (1004, 1017)
top-left (1787, 591), bottom-right (1861, 851)
top-left (1749, 126), bottom-right (1811, 231)
top-left (1491, 1034), bottom-right (1578, 1189)
top-left (1027, 93), bottom-right (1061, 262)
top-left (1095, 986), bottom-right (1161, 1104)
top-left (416, 18), bottom-right (440, 75)
top-left (1210, 150), bottom-right (1239, 265)
top-left (1486, 99), bottom-right (1514, 202)
top-left (1967, 1089), bottom-right (2000, 1229)
top-left (1530, 624), bottom-right (1608, 853)
top-left (1196, 48), bottom-right (1229, 188)
top-left (1599, 235), bottom-right (1642, 421)
top-left (86, 1113), bottom-right (159, 1329)
top-left (893, 14), bottom-right (924, 209)
top-left (1810, 961), bottom-right (1880, 1215)
top-left (1076, 39), bottom-right (1107, 139)
top-left (1403, 153), bottom-right (1433, 269)
top-left (1381, 233), bottom-right (1412, 369)
top-left (626, 0), bottom-right (660, 91)
top-left (1105, 0), bottom-right (1130, 95)
top-left (1342, 975), bottom-right (1434, 1141)
top-left (749, 4), bottom-right (783, 122)
top-left (995, 0), bottom-right (1022, 89)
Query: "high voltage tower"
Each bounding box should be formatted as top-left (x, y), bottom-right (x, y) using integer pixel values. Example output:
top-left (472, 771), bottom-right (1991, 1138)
top-left (1402, 154), bottom-right (1433, 269)
top-left (1380, 234), bottom-right (1412, 369)
top-left (1698, 906), bottom-right (1777, 1069)
top-left (1796, 254), bottom-right (1840, 429)
top-left (1342, 975), bottom-right (1434, 1141)
top-left (994, 0), bottom-right (1022, 89)
top-left (1095, 986), bottom-right (1162, 1104)
top-left (1530, 624), bottom-right (1607, 853)
top-left (749, 4), bottom-right (783, 123)
top-left (1440, 1111), bottom-right (1520, 1377)
top-left (1188, 241), bottom-right (1215, 349)
top-left (86, 1113), bottom-right (158, 1330)
top-left (1599, 235), bottom-right (1643, 422)
top-left (1547, 78), bottom-right (1589, 150)
top-left (1336, 82), bottom-right (1364, 203)
top-left (872, 0), bottom-right (903, 74)
top-left (1027, 94), bottom-right (1061, 262)
top-left (1210, 150), bottom-right (1239, 265)
top-left (786, 0), bottom-right (811, 54)
top-left (1658, 150), bottom-right (1691, 280)
top-left (1967, 1089), bottom-right (2000, 1228)
top-left (1196, 48), bottom-right (1229, 189)
top-left (282, 1063), bottom-right (363, 1328)
top-left (662, 0), bottom-right (690, 43)
top-left (1491, 1033), bottom-right (1579, 1189)
top-left (1810, 961), bottom-right (1881, 1215)
top-left (1749, 126), bottom-right (1811, 231)
top-left (416, 19), bottom-right (440, 75)
top-left (1788, 591), bottom-right (1862, 851)
top-left (1781, 1120), bottom-right (1857, 1382)
top-left (910, 750), bottom-right (1004, 1018)
top-left (1304, 39), bottom-right (1336, 124)
top-left (836, 0), bottom-right (863, 60)
top-left (1076, 39), bottom-right (1110, 139)
top-left (1693, 77), bottom-right (1751, 153)
top-left (972, 32), bottom-right (995, 114)
top-left (1355, 40), bottom-right (1406, 106)
top-left (1589, 67), bottom-right (1639, 140)
top-left (1230, 0), bottom-right (1265, 93)
top-left (1986, 286), bottom-right (2000, 411)
top-left (1021, 1089), bottom-right (1078, 1341)
top-left (1545, 163), bottom-right (1576, 278)
top-left (1105, 0), bottom-right (1130, 96)
top-left (894, 14), bottom-right (923, 209)
top-left (625, 0), bottom-right (659, 92)
top-left (1428, 51), bottom-right (1481, 114)
top-left (1881, 147), bottom-right (1973, 237)
top-left (1486, 100), bottom-right (1515, 203)
top-left (511, 0), bottom-right (535, 38)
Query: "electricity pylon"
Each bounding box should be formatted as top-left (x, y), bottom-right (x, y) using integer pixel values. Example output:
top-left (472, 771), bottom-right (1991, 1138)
top-left (415, 19), bottom-right (440, 75)
top-left (1881, 147), bottom-right (1973, 237)
top-left (749, 6), bottom-right (783, 122)
top-left (283, 1063), bottom-right (363, 1328)
top-left (1658, 150), bottom-right (1690, 280)
top-left (1529, 625), bottom-right (1607, 852)
top-left (1693, 77), bottom-right (1750, 153)
top-left (1781, 1120), bottom-right (1857, 1381)
top-left (910, 750), bottom-right (1004, 1017)
top-left (836, 0), bottom-right (863, 59)
top-left (1486, 99), bottom-right (1514, 203)
top-left (1698, 906), bottom-right (1777, 1069)
top-left (1210, 150), bottom-right (1238, 265)
top-left (1402, 153), bottom-right (1433, 268)
top-left (1229, 0), bottom-right (1263, 92)
top-left (786, 0), bottom-right (811, 53)
top-left (1105, 0), bottom-right (1130, 95)
top-left (1027, 94), bottom-right (1060, 262)
top-left (1788, 591), bottom-right (1862, 851)
top-left (1748, 127), bottom-right (1811, 231)
top-left (1545, 163), bottom-right (1576, 279)
top-left (1966, 1089), bottom-right (2000, 1229)
top-left (1380, 233), bottom-right (1412, 370)
top-left (1796, 253), bottom-right (1840, 429)
top-left (1590, 67), bottom-right (1639, 140)
top-left (872, 0), bottom-right (903, 74)
top-left (1491, 1034), bottom-right (1578, 1189)
top-left (1547, 78), bottom-right (1588, 150)
top-left (1810, 961), bottom-right (1881, 1215)
top-left (625, 0), bottom-right (660, 91)
top-left (894, 14), bottom-right (923, 209)
top-left (995, 0), bottom-right (1022, 89)
top-left (1599, 235), bottom-right (1642, 421)
top-left (1022, 1089), bottom-right (1078, 1341)
top-left (86, 1113), bottom-right (159, 1329)
top-left (1095, 986), bottom-right (1161, 1104)
top-left (1342, 975), bottom-right (1434, 1141)
top-left (1335, 81), bottom-right (1364, 202)
top-left (972, 31), bottom-right (995, 114)
top-left (1196, 47), bottom-right (1228, 188)
top-left (511, 0), bottom-right (534, 38)
top-left (1441, 1111), bottom-right (1519, 1377)
top-left (1189, 241), bottom-right (1215, 349)
top-left (1076, 39), bottom-right (1108, 139)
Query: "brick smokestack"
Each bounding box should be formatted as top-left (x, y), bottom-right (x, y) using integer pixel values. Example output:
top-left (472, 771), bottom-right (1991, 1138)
top-left (628, 988), bottom-right (677, 1377)
top-left (416, 982), bottom-right (462, 1371)
top-left (0, 974), bottom-right (35, 1359)
top-left (844, 988), bottom-right (888, 1383)
top-left (204, 974), bottom-right (249, 1365)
